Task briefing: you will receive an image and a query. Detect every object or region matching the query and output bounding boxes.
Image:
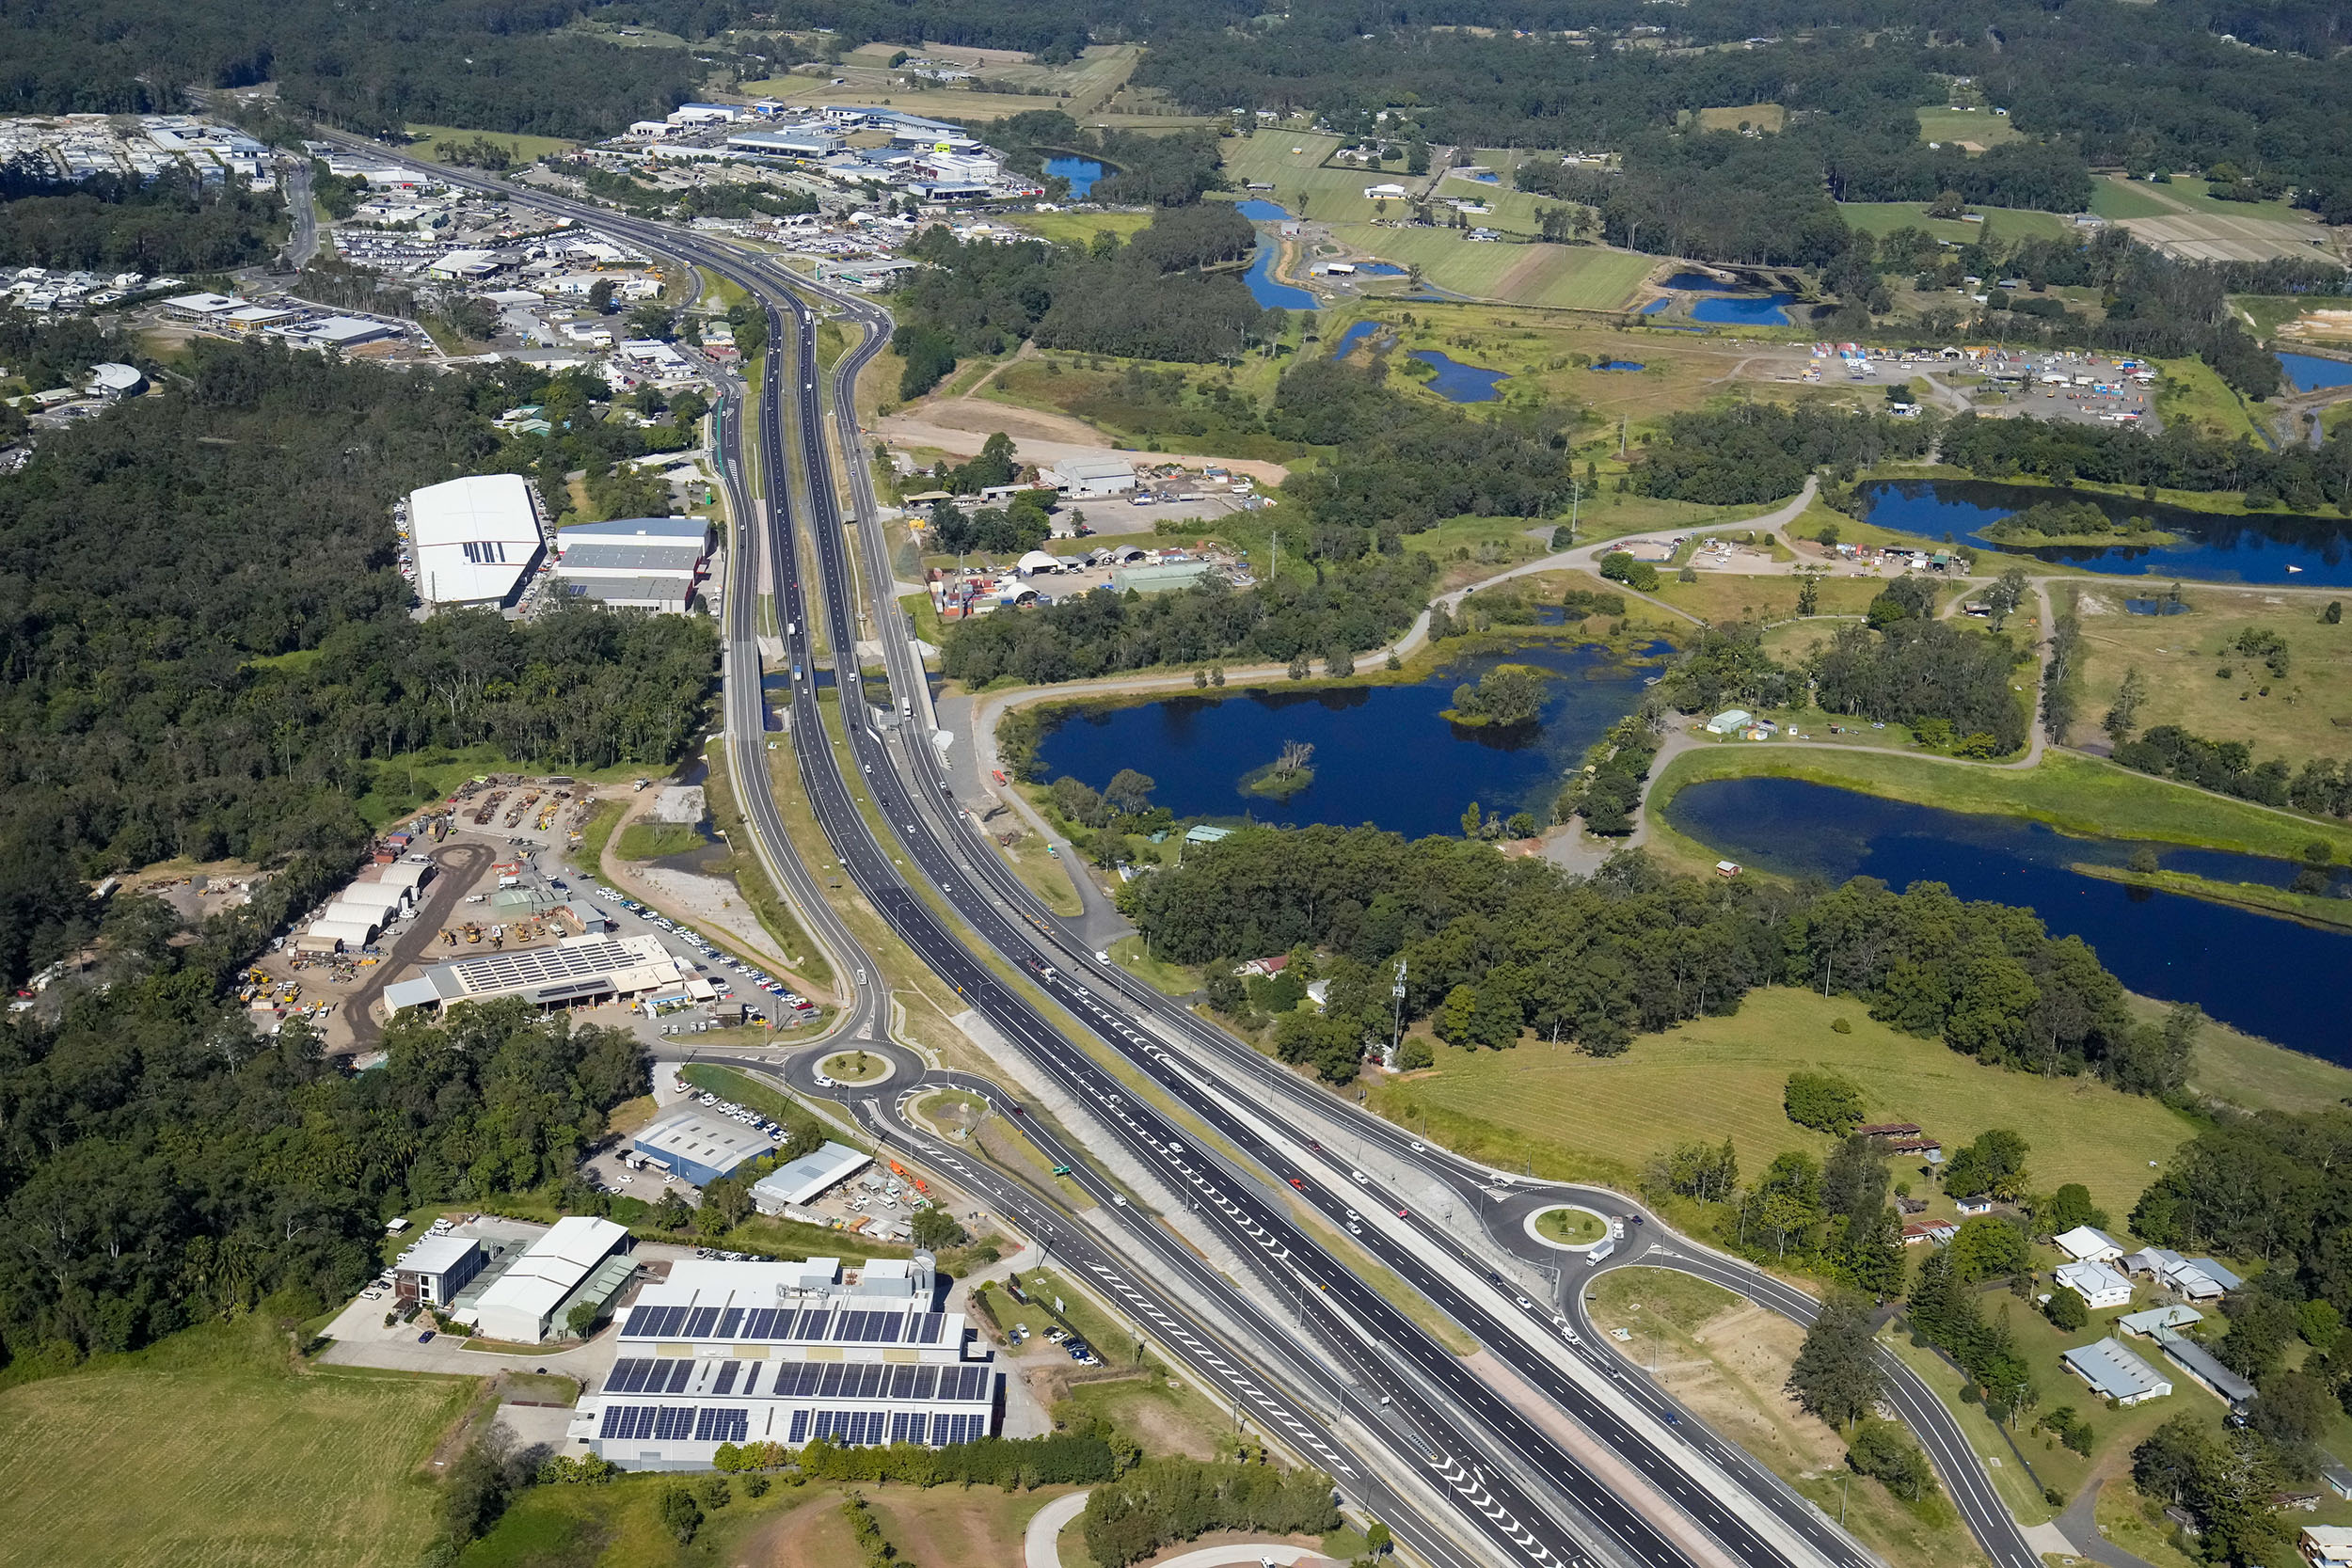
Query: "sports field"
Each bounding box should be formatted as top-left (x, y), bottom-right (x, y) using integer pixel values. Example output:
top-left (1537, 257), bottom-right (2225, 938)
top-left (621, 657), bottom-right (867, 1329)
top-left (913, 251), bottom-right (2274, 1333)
top-left (1374, 986), bottom-right (2196, 1215)
top-left (0, 1316), bottom-right (466, 1568)
top-left (1322, 224), bottom-right (1651, 309)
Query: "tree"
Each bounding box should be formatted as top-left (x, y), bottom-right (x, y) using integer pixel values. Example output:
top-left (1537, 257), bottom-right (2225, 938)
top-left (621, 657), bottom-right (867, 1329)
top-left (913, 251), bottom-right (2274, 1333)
top-left (2105, 666), bottom-right (2148, 742)
top-left (1943, 1128), bottom-right (2030, 1200)
top-left (912, 1208), bottom-right (970, 1250)
top-left (1104, 768), bottom-right (1157, 815)
top-left (1847, 1418), bottom-right (1933, 1499)
top-left (659, 1484), bottom-right (704, 1544)
top-left (2045, 1284), bottom-right (2090, 1330)
top-left (1788, 1293), bottom-right (1883, 1426)
top-left (1796, 569), bottom-right (1823, 617)
top-left (567, 1299), bottom-right (602, 1339)
top-left (1982, 567), bottom-right (2029, 631)
top-left (587, 277), bottom-right (616, 315)
top-left (1784, 1070), bottom-right (1865, 1135)
top-left (1598, 550), bottom-right (1660, 592)
top-left (1948, 1214), bottom-right (2030, 1283)
top-left (2040, 1183), bottom-right (2107, 1237)
top-left (1752, 1149), bottom-right (1827, 1258)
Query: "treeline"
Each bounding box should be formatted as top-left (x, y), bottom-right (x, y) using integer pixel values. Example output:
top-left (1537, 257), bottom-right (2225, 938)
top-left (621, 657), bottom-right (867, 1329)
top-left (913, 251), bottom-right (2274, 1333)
top-left (2111, 725), bottom-right (2352, 829)
top-left (1945, 413), bottom-right (2352, 512)
top-left (948, 549), bottom-right (1434, 687)
top-left (1083, 1458), bottom-right (1340, 1567)
top-left (0, 340), bottom-right (716, 990)
top-left (1637, 404), bottom-right (1934, 506)
top-left (1130, 828), bottom-right (2161, 1083)
top-left (977, 112), bottom-right (1229, 208)
top-left (1270, 356), bottom-right (1580, 531)
top-left (0, 0), bottom-right (707, 140)
top-left (0, 988), bottom-right (646, 1360)
top-left (891, 206), bottom-right (1265, 395)
top-left (1811, 577), bottom-right (2031, 754)
top-left (0, 170), bottom-right (283, 272)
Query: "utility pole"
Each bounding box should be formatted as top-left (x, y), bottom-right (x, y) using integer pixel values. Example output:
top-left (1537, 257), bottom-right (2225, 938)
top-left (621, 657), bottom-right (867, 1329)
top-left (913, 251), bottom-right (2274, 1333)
top-left (1566, 479), bottom-right (1581, 546)
top-left (1390, 957), bottom-right (1406, 1065)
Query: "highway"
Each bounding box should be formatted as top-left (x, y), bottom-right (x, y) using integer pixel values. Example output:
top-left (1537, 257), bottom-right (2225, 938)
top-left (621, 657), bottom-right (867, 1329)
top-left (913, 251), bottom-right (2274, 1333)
top-left (312, 135), bottom-right (2029, 1568)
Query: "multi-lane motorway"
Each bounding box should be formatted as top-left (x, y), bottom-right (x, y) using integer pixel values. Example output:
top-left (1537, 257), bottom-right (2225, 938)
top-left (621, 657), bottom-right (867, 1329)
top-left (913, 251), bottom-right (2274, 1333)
top-left (319, 134), bottom-right (2036, 1568)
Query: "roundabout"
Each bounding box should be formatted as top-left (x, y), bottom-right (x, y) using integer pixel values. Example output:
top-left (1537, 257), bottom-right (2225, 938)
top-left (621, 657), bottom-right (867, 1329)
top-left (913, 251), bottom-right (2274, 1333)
top-left (817, 1047), bottom-right (895, 1087)
top-left (1523, 1203), bottom-right (1612, 1253)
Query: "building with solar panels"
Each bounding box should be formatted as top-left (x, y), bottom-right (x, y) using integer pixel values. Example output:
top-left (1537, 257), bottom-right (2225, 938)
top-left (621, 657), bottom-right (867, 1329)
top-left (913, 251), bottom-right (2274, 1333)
top-left (577, 1253), bottom-right (995, 1467)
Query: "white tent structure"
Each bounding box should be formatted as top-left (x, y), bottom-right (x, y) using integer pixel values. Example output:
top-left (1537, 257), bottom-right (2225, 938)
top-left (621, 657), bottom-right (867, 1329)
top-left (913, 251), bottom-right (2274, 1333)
top-left (1015, 549), bottom-right (1061, 575)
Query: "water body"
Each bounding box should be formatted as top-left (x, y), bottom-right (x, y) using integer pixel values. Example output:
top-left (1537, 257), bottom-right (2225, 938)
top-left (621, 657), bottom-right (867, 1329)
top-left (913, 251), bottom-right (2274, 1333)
top-left (1859, 476), bottom-right (2352, 585)
top-left (1690, 293), bottom-right (1797, 325)
top-left (1034, 640), bottom-right (1665, 838)
top-left (1661, 271), bottom-right (1735, 291)
top-left (1232, 198), bottom-right (1317, 309)
top-left (1411, 350), bottom-right (1509, 402)
top-left (1357, 261), bottom-right (1407, 276)
top-left (1665, 776), bottom-right (2351, 1059)
top-left (1045, 156), bottom-right (1105, 198)
top-left (1593, 360), bottom-right (1645, 372)
top-left (2278, 351), bottom-right (2352, 393)
top-left (1329, 321), bottom-right (1380, 359)
top-left (1235, 198), bottom-right (1291, 221)
top-left (1639, 298), bottom-right (1673, 315)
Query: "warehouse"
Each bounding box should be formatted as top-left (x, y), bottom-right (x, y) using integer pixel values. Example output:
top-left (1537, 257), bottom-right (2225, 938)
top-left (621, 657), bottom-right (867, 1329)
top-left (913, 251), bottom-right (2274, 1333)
top-left (558, 575), bottom-right (698, 613)
top-left (395, 1233), bottom-right (485, 1307)
top-left (382, 934), bottom-right (709, 1016)
top-left (554, 538), bottom-right (707, 579)
top-left (579, 1253), bottom-right (993, 1468)
top-left (751, 1141), bottom-right (872, 1212)
top-left (409, 473), bottom-right (546, 609)
top-left (562, 515), bottom-right (713, 551)
top-left (1041, 456), bottom-right (1136, 497)
top-left (725, 128), bottom-right (845, 159)
top-left (297, 915), bottom-right (380, 953)
top-left (278, 315), bottom-right (401, 352)
top-left (632, 1106), bottom-right (776, 1187)
top-left (467, 1215), bottom-right (635, 1343)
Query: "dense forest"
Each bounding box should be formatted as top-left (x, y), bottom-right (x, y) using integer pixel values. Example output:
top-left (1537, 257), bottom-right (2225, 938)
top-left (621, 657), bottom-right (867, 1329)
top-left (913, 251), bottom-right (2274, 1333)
top-left (0, 170), bottom-right (285, 273)
top-left (0, 341), bottom-right (718, 990)
top-left (946, 549), bottom-right (1434, 687)
top-left (0, 968), bottom-right (647, 1360)
top-left (1637, 404), bottom-right (1935, 507)
top-left (1129, 827), bottom-right (2170, 1083)
top-left (1944, 413), bottom-right (2352, 512)
top-left (890, 204), bottom-right (1263, 395)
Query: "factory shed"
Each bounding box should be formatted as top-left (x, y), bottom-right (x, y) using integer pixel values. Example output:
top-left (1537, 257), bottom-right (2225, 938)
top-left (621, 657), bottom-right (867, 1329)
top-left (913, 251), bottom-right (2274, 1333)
top-left (410, 473), bottom-right (545, 608)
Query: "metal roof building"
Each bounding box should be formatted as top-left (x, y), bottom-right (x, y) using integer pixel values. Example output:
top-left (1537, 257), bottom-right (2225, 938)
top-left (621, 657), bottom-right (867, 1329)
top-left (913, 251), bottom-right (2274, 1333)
top-left (467, 1215), bottom-right (634, 1343)
top-left (751, 1141), bottom-right (872, 1211)
top-left (632, 1106), bottom-right (776, 1187)
top-left (562, 515), bottom-right (712, 549)
top-left (555, 539), bottom-right (707, 578)
top-left (2062, 1338), bottom-right (2172, 1405)
top-left (556, 575), bottom-right (698, 614)
top-left (2152, 1326), bottom-right (2256, 1405)
top-left (382, 934), bottom-right (707, 1016)
top-left (410, 473), bottom-right (545, 608)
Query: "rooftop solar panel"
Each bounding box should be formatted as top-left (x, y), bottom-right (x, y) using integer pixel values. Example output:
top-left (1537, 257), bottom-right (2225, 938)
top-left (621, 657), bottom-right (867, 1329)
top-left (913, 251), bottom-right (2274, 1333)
top-left (716, 1307), bottom-right (743, 1339)
top-left (685, 1306), bottom-right (722, 1338)
top-left (743, 1307), bottom-right (778, 1339)
top-left (715, 1361), bottom-right (740, 1396)
top-left (665, 1359), bottom-right (693, 1393)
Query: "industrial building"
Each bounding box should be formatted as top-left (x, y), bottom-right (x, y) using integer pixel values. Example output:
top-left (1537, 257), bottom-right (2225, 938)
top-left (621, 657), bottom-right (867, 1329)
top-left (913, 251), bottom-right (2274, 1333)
top-left (579, 1253), bottom-right (993, 1468)
top-left (751, 1141), bottom-right (872, 1212)
top-left (725, 128), bottom-right (845, 159)
top-left (409, 473), bottom-right (546, 609)
top-left (1041, 456), bottom-right (1136, 497)
top-left (383, 933), bottom-right (711, 1016)
top-left (396, 1233), bottom-right (485, 1307)
top-left (632, 1106), bottom-right (778, 1187)
top-left (467, 1215), bottom-right (636, 1343)
top-left (553, 515), bottom-right (709, 614)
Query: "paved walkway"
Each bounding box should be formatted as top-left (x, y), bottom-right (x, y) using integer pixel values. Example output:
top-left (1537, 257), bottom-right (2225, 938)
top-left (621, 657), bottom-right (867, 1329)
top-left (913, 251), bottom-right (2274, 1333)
top-left (1024, 1491), bottom-right (1091, 1568)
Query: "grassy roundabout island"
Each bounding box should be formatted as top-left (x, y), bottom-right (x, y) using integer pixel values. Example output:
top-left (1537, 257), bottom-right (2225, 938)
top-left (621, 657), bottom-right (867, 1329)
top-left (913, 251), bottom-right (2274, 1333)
top-left (818, 1049), bottom-right (890, 1085)
top-left (1533, 1205), bottom-right (1610, 1248)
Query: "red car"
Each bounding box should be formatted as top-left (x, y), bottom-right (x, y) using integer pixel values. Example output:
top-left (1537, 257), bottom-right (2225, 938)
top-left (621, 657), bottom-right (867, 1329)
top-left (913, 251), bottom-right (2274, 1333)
top-left (1288, 1178), bottom-right (1304, 1190)
top-left (1395, 1208), bottom-right (1410, 1219)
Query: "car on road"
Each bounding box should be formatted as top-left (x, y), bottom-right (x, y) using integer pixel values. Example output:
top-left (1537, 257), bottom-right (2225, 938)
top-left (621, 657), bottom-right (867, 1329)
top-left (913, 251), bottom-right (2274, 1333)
top-left (1395, 1206), bottom-right (1410, 1218)
top-left (1409, 1141), bottom-right (1425, 1152)
top-left (1287, 1177), bottom-right (1304, 1190)
top-left (1350, 1170), bottom-right (1368, 1185)
top-left (1515, 1295), bottom-right (1535, 1309)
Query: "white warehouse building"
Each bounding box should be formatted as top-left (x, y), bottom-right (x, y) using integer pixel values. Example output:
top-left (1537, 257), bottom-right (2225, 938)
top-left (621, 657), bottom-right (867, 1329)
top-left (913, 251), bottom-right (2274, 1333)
top-left (410, 473), bottom-right (546, 609)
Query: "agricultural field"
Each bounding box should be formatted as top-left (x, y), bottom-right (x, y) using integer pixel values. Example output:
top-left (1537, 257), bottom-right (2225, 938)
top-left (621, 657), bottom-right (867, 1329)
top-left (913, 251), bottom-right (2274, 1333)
top-left (1914, 105), bottom-right (2020, 150)
top-left (1323, 225), bottom-right (1653, 310)
top-left (1693, 103), bottom-right (1786, 133)
top-left (1836, 201), bottom-right (2075, 246)
top-left (1221, 132), bottom-right (1407, 227)
top-left (742, 41), bottom-right (1177, 122)
top-left (2090, 175), bottom-right (2332, 263)
top-left (2059, 581), bottom-right (2352, 765)
top-left (1374, 987), bottom-right (2196, 1213)
top-left (0, 1316), bottom-right (468, 1568)
top-left (405, 124), bottom-right (579, 164)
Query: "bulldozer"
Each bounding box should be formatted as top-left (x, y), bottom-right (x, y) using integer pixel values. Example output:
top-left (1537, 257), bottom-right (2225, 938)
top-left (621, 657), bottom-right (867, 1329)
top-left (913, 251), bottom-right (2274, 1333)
top-left (464, 923), bottom-right (482, 944)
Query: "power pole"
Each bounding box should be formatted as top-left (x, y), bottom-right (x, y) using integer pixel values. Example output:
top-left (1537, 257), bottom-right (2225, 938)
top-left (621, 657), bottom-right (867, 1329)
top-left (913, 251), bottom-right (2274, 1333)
top-left (1390, 956), bottom-right (1406, 1064)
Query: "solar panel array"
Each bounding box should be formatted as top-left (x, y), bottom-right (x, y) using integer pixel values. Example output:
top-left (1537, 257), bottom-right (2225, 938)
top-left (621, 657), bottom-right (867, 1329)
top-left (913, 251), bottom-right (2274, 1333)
top-left (620, 1302), bottom-right (949, 1346)
top-left (785, 1409), bottom-right (988, 1447)
top-left (603, 1358), bottom-right (697, 1395)
top-left (763, 1361), bottom-right (989, 1402)
top-left (596, 1404), bottom-right (747, 1443)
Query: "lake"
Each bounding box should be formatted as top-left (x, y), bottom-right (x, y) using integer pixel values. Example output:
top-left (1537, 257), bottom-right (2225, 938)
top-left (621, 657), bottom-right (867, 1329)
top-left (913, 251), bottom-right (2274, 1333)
top-left (1593, 360), bottom-right (1645, 372)
top-left (1033, 640), bottom-right (1665, 839)
top-left (1330, 321), bottom-right (1380, 358)
top-left (1664, 776), bottom-right (2351, 1059)
top-left (1232, 198), bottom-right (1316, 309)
top-left (1859, 476), bottom-right (2352, 585)
top-left (2279, 351), bottom-right (2352, 392)
top-left (1411, 350), bottom-right (1509, 402)
top-left (1691, 293), bottom-right (1797, 325)
top-left (1046, 156), bottom-right (1104, 198)
top-left (1661, 272), bottom-right (1734, 291)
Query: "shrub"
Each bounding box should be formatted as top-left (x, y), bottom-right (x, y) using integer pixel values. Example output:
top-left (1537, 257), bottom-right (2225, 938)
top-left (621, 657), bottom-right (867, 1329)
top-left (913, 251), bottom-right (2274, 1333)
top-left (1784, 1069), bottom-right (1865, 1135)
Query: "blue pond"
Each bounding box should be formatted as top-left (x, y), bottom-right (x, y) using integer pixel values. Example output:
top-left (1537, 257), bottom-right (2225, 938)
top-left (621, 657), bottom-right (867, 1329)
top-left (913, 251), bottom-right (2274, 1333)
top-left (1593, 360), bottom-right (1645, 372)
top-left (2279, 351), bottom-right (2352, 392)
top-left (1235, 198), bottom-right (1291, 221)
top-left (1661, 271), bottom-right (1735, 291)
top-left (1411, 350), bottom-right (1509, 402)
top-left (1859, 476), bottom-right (2352, 585)
top-left (1639, 298), bottom-right (1672, 315)
top-left (1246, 244), bottom-right (1314, 309)
top-left (1665, 777), bottom-right (2352, 1060)
top-left (1357, 261), bottom-right (1407, 276)
top-left (1045, 156), bottom-right (1105, 198)
top-left (1329, 320), bottom-right (1380, 358)
top-left (1034, 641), bottom-right (1666, 839)
top-left (1690, 293), bottom-right (1797, 325)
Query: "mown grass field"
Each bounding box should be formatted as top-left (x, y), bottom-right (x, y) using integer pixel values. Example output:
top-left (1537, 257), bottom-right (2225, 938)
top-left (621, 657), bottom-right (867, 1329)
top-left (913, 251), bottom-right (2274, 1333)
top-left (2153, 354), bottom-right (2267, 444)
top-left (1836, 201), bottom-right (2074, 245)
top-left (1648, 742), bottom-right (2352, 863)
top-left (1323, 225), bottom-right (1654, 309)
top-left (1374, 987), bottom-right (2195, 1215)
top-left (0, 1316), bottom-right (467, 1568)
top-left (1914, 105), bottom-right (2020, 150)
top-left (405, 124), bottom-right (578, 164)
top-left (614, 819), bottom-right (705, 859)
top-left (1220, 132), bottom-right (1395, 225)
top-left (1694, 103), bottom-right (1786, 133)
top-left (2060, 580), bottom-right (2352, 759)
top-left (1003, 210), bottom-right (1155, 246)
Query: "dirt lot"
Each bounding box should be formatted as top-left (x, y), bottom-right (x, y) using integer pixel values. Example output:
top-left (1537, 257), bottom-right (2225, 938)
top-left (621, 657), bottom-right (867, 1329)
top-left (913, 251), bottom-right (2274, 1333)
top-left (880, 396), bottom-right (1294, 485)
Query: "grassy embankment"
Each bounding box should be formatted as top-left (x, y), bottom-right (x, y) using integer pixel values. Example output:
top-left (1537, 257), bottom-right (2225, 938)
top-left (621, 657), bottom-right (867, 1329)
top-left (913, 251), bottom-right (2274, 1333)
top-left (613, 819), bottom-right (706, 859)
top-left (1584, 1268), bottom-right (1983, 1568)
top-left (404, 124), bottom-right (579, 165)
top-left (0, 1312), bottom-right (467, 1567)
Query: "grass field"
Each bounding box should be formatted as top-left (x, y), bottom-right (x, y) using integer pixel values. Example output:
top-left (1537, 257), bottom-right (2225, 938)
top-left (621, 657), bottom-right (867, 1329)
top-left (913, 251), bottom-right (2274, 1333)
top-left (405, 124), bottom-right (578, 164)
top-left (0, 1315), bottom-right (466, 1568)
top-left (2060, 581), bottom-right (2352, 760)
top-left (1836, 201), bottom-right (2074, 246)
top-left (1633, 566), bottom-right (1894, 626)
top-left (1321, 225), bottom-right (1654, 309)
top-left (1221, 132), bottom-right (1395, 226)
top-left (614, 820), bottom-right (706, 859)
top-left (2152, 354), bottom-right (2267, 443)
top-left (1584, 1269), bottom-right (1984, 1568)
top-left (1694, 103), bottom-right (1786, 133)
top-left (1915, 106), bottom-right (2021, 150)
top-left (1004, 210), bottom-right (1155, 246)
top-left (1374, 986), bottom-right (2194, 1214)
top-left (2091, 173), bottom-right (2311, 228)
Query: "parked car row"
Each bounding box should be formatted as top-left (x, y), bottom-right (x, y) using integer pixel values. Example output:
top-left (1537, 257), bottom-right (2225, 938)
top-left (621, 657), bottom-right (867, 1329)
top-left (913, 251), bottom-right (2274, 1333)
top-left (583, 878), bottom-right (817, 1017)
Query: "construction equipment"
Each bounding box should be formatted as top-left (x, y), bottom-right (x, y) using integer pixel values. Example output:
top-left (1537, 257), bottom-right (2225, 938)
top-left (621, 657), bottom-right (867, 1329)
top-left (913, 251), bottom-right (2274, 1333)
top-left (464, 923), bottom-right (481, 944)
top-left (440, 928), bottom-right (456, 946)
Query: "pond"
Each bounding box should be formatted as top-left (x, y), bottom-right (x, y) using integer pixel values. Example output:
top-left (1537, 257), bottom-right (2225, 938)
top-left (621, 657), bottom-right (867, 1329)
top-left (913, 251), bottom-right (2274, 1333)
top-left (1410, 350), bottom-right (1510, 402)
top-left (1859, 476), bottom-right (2352, 585)
top-left (1593, 360), bottom-right (1645, 372)
top-left (1690, 293), bottom-right (1797, 325)
top-left (1045, 156), bottom-right (1105, 198)
top-left (1033, 639), bottom-right (1666, 839)
top-left (1357, 261), bottom-right (1407, 276)
top-left (1235, 198), bottom-right (1292, 221)
top-left (1639, 298), bottom-right (1673, 314)
top-left (1661, 271), bottom-right (1735, 291)
top-left (1663, 776), bottom-right (2352, 1060)
top-left (1329, 320), bottom-right (1380, 359)
top-left (1246, 242), bottom-right (1315, 309)
top-left (2278, 351), bottom-right (2352, 393)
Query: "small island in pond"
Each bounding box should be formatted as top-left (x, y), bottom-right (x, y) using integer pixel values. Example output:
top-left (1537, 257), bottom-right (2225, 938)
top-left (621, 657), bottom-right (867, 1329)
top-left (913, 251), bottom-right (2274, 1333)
top-left (1442, 663), bottom-right (1549, 727)
top-left (1242, 739), bottom-right (1316, 800)
top-left (1979, 499), bottom-right (2179, 549)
